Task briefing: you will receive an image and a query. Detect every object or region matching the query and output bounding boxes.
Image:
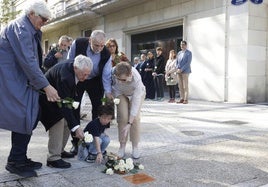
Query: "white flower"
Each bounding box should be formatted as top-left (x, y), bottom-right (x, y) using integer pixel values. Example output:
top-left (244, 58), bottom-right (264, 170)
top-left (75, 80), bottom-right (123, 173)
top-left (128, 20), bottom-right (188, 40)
top-left (114, 164), bottom-right (119, 170)
top-left (125, 162), bottom-right (134, 170)
top-left (118, 159), bottom-right (125, 165)
top-left (138, 164), bottom-right (144, 170)
top-left (84, 132), bottom-right (93, 143)
top-left (72, 101), bottom-right (80, 109)
top-left (113, 98), bottom-right (120, 105)
top-left (106, 168), bottom-right (114, 175)
top-left (119, 166), bottom-right (125, 172)
top-left (125, 158), bottom-right (133, 165)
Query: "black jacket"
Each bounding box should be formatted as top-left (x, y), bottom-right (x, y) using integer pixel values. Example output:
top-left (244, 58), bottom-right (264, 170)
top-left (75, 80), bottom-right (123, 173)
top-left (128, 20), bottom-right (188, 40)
top-left (39, 60), bottom-right (80, 131)
top-left (154, 54), bottom-right (165, 74)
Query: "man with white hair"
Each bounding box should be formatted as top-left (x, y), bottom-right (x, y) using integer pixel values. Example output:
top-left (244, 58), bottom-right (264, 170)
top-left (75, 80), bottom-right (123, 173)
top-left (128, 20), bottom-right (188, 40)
top-left (39, 55), bottom-right (92, 169)
top-left (0, 0), bottom-right (60, 177)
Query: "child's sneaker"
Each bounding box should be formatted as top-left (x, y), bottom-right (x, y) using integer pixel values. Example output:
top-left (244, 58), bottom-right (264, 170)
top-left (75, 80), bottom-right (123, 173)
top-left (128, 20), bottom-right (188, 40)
top-left (85, 153), bottom-right (96, 163)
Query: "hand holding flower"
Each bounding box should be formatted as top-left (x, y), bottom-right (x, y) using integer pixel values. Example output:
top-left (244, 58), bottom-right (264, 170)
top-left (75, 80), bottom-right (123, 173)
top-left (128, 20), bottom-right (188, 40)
top-left (43, 85), bottom-right (60, 102)
top-left (105, 93), bottom-right (113, 100)
top-left (75, 127), bottom-right (84, 140)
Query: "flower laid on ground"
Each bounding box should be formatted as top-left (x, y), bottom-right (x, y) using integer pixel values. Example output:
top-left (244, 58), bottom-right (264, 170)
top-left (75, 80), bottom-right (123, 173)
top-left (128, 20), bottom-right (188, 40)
top-left (105, 168), bottom-right (114, 175)
top-left (103, 153), bottom-right (144, 175)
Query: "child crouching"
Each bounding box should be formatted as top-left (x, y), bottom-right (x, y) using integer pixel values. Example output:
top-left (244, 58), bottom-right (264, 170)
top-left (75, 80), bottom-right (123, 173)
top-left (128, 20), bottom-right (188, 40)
top-left (79, 104), bottom-right (114, 163)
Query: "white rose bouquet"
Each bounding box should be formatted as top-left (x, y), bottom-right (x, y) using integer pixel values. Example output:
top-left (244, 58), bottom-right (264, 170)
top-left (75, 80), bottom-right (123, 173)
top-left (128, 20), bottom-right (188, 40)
top-left (103, 154), bottom-right (144, 175)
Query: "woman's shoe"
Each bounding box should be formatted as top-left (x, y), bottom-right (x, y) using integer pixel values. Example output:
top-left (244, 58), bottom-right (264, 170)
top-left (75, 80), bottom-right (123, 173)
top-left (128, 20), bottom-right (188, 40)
top-left (176, 99), bottom-right (184, 104)
top-left (117, 148), bottom-right (125, 158)
top-left (132, 147), bottom-right (140, 159)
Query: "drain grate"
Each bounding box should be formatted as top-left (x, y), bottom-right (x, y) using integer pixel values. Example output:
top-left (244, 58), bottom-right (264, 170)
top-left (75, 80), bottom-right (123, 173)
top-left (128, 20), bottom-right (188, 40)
top-left (181, 130), bottom-right (204, 136)
top-left (221, 120), bottom-right (248, 125)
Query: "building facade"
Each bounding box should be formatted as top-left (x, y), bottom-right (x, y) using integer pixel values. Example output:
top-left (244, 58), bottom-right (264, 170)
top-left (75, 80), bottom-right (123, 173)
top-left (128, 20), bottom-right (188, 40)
top-left (2, 0), bottom-right (268, 103)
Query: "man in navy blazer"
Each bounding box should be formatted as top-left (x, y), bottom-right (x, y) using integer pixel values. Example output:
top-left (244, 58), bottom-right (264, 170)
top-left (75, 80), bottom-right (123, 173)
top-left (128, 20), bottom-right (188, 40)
top-left (39, 55), bottom-right (93, 168)
top-left (176, 40), bottom-right (192, 104)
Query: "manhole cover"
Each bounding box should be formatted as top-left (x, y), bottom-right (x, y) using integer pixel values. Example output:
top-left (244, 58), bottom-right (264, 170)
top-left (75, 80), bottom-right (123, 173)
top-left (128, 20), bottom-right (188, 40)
top-left (221, 120), bottom-right (247, 125)
top-left (181, 130), bottom-right (204, 136)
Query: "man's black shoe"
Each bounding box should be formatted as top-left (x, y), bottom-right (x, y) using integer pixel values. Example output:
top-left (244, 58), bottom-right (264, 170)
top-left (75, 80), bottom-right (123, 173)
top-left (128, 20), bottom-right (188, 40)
top-left (61, 151), bottom-right (75, 158)
top-left (25, 158), bottom-right (42, 170)
top-left (5, 162), bottom-right (37, 178)
top-left (47, 159), bottom-right (71, 168)
top-left (70, 140), bottom-right (78, 155)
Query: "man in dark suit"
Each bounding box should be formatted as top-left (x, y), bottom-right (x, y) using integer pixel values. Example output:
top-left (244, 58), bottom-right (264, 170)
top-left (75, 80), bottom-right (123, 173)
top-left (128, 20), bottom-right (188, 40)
top-left (39, 55), bottom-right (92, 168)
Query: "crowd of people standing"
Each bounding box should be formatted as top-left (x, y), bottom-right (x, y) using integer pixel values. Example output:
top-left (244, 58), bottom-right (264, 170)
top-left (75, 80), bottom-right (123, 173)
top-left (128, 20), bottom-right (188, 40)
top-left (134, 42), bottom-right (192, 104)
top-left (0, 0), bottom-right (192, 178)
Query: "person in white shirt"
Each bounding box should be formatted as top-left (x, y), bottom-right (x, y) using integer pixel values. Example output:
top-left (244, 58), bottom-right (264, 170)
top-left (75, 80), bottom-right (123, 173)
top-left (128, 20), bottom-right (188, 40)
top-left (133, 56), bottom-right (140, 68)
top-left (112, 62), bottom-right (145, 159)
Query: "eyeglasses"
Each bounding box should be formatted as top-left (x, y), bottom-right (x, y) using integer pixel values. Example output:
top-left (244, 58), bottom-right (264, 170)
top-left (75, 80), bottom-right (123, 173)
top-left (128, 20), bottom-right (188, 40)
top-left (92, 43), bottom-right (105, 48)
top-left (38, 15), bottom-right (48, 22)
top-left (116, 77), bottom-right (127, 82)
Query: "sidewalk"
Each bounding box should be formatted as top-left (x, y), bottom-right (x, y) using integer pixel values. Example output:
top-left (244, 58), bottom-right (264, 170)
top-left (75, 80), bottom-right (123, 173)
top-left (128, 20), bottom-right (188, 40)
top-left (1, 98), bottom-right (268, 186)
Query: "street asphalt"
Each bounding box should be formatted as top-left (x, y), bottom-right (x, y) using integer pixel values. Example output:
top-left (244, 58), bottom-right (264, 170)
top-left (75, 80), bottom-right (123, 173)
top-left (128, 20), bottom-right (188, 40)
top-left (1, 95), bottom-right (268, 187)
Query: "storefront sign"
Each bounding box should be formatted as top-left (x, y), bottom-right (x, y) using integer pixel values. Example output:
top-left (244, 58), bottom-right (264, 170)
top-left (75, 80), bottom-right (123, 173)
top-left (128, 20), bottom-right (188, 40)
top-left (231, 0), bottom-right (263, 5)
top-left (231, 0), bottom-right (247, 5)
top-left (250, 0), bottom-right (263, 4)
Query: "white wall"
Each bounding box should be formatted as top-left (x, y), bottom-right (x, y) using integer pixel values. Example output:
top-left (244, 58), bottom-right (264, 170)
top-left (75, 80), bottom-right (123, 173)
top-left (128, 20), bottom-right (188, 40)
top-left (247, 2), bottom-right (268, 103)
top-left (187, 9), bottom-right (226, 102)
top-left (226, 3), bottom-right (248, 103)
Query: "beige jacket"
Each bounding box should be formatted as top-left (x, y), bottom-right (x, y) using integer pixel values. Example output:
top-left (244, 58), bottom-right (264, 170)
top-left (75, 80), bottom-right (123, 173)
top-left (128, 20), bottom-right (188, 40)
top-left (112, 67), bottom-right (145, 117)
